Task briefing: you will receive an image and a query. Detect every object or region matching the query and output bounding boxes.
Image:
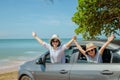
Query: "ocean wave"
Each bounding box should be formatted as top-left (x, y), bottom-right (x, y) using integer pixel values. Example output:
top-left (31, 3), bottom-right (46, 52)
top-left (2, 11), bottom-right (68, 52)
top-left (16, 56), bottom-right (35, 61)
top-left (0, 59), bottom-right (12, 65)
top-left (0, 56), bottom-right (35, 68)
top-left (24, 51), bottom-right (42, 54)
top-left (0, 56), bottom-right (32, 70)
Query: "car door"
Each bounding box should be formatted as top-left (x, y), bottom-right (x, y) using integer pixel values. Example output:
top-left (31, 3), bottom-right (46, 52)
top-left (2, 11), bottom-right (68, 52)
top-left (41, 63), bottom-right (71, 80)
top-left (35, 63), bottom-right (72, 80)
top-left (34, 52), bottom-right (72, 80)
top-left (70, 63), bottom-right (120, 80)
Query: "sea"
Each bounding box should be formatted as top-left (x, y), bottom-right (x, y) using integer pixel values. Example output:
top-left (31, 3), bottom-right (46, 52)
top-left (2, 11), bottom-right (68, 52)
top-left (0, 38), bottom-right (78, 70)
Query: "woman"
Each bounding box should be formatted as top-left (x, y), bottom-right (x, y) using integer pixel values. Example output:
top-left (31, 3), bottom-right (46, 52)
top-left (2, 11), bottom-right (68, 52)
top-left (74, 34), bottom-right (115, 63)
top-left (32, 32), bottom-right (75, 63)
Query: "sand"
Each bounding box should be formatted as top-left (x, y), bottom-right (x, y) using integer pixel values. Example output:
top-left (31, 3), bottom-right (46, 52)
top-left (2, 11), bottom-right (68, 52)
top-left (0, 60), bottom-right (28, 80)
top-left (0, 71), bottom-right (18, 80)
top-left (0, 65), bottom-right (19, 80)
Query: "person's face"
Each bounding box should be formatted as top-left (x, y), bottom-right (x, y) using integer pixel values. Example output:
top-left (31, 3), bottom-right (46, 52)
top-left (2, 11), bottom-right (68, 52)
top-left (87, 48), bottom-right (96, 57)
top-left (52, 39), bottom-right (59, 48)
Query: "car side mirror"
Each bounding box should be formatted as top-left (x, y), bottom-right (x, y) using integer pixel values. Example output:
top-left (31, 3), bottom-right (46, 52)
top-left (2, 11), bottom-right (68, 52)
top-left (36, 58), bottom-right (44, 64)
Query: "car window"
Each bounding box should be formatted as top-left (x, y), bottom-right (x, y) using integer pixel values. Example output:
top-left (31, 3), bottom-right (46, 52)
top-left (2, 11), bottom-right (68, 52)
top-left (45, 54), bottom-right (51, 63)
top-left (64, 49), bottom-right (72, 63)
top-left (112, 49), bottom-right (120, 63)
top-left (102, 49), bottom-right (112, 63)
top-left (68, 46), bottom-right (87, 63)
top-left (41, 51), bottom-right (51, 63)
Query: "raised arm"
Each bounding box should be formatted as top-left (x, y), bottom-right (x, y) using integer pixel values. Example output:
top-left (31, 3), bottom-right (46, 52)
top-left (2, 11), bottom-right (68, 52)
top-left (32, 32), bottom-right (44, 45)
top-left (74, 38), bottom-right (86, 56)
top-left (99, 34), bottom-right (115, 55)
top-left (65, 36), bottom-right (76, 48)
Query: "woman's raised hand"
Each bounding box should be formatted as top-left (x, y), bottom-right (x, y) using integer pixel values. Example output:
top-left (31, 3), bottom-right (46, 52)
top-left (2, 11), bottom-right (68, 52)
top-left (108, 34), bottom-right (115, 42)
top-left (32, 32), bottom-right (37, 37)
top-left (72, 35), bottom-right (77, 41)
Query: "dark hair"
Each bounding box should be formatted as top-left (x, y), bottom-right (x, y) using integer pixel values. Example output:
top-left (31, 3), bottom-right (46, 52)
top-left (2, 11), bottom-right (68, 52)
top-left (50, 39), bottom-right (61, 47)
top-left (86, 48), bottom-right (97, 55)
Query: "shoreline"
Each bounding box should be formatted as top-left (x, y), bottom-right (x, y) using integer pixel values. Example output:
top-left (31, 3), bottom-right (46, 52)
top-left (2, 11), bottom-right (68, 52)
top-left (0, 65), bottom-right (19, 74)
top-left (0, 60), bottom-right (28, 80)
top-left (0, 60), bottom-right (26, 74)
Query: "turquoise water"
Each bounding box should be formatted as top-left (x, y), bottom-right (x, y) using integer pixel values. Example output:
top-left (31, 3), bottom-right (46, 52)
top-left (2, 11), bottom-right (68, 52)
top-left (0, 38), bottom-right (75, 69)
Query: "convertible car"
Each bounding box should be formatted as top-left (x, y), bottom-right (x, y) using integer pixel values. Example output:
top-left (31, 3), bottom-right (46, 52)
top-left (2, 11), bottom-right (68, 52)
top-left (18, 41), bottom-right (120, 80)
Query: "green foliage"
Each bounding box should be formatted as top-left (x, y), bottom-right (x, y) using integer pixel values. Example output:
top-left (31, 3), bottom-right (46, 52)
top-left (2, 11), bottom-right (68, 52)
top-left (72, 0), bottom-right (120, 40)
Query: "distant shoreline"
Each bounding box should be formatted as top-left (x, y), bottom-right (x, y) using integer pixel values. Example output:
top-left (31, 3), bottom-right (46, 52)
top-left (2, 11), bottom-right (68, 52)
top-left (0, 38), bottom-right (119, 45)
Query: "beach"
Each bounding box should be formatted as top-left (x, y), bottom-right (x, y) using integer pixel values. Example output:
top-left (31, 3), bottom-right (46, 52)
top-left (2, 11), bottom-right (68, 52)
top-left (0, 66), bottom-right (18, 80)
top-left (0, 39), bottom-right (46, 80)
top-left (0, 60), bottom-right (27, 80)
top-left (0, 71), bottom-right (18, 80)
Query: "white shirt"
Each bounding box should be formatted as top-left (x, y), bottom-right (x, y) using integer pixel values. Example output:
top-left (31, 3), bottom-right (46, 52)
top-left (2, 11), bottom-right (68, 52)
top-left (85, 51), bottom-right (102, 63)
top-left (42, 42), bottom-right (67, 63)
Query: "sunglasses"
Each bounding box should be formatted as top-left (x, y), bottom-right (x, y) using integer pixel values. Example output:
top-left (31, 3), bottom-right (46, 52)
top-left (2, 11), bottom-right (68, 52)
top-left (52, 40), bottom-right (59, 43)
top-left (87, 49), bottom-right (95, 53)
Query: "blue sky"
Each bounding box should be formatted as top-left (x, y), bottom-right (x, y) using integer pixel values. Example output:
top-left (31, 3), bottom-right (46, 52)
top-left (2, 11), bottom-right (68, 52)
top-left (0, 0), bottom-right (79, 39)
top-left (0, 0), bottom-right (119, 39)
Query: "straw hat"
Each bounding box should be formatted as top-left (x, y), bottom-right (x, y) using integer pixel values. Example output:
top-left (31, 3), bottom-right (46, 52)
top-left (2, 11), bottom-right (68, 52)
top-left (86, 43), bottom-right (97, 52)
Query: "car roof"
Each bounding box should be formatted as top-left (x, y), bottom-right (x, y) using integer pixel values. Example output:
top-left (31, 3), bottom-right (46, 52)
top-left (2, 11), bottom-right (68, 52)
top-left (73, 40), bottom-right (120, 50)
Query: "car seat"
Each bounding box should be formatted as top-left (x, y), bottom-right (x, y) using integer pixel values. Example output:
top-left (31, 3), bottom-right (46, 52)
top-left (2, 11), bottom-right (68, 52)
top-left (102, 49), bottom-right (111, 63)
top-left (70, 48), bottom-right (80, 63)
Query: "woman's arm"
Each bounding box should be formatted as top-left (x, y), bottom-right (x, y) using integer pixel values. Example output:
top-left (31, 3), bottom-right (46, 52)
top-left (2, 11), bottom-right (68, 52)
top-left (74, 39), bottom-right (86, 56)
top-left (32, 32), bottom-right (44, 45)
top-left (65, 36), bottom-right (76, 48)
top-left (99, 34), bottom-right (115, 55)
